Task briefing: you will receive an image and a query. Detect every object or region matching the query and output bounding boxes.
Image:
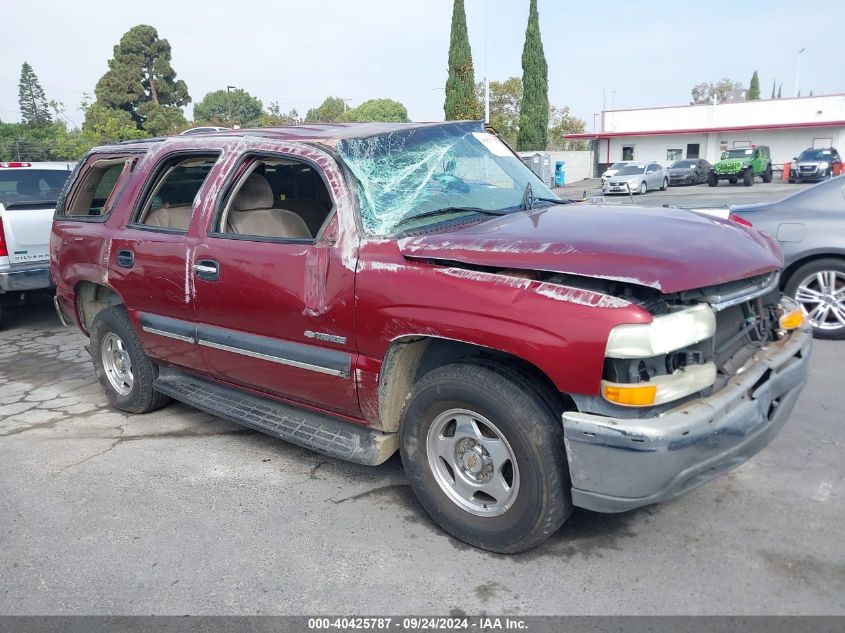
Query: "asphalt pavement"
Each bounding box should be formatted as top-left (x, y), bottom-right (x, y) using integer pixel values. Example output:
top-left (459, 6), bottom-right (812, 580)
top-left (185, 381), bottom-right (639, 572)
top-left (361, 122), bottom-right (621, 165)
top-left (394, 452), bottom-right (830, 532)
top-left (1, 290), bottom-right (843, 615)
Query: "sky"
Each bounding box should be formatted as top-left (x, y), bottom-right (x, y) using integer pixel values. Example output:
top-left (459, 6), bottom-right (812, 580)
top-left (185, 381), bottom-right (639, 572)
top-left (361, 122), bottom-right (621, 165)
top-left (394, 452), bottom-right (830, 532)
top-left (1, 0), bottom-right (843, 130)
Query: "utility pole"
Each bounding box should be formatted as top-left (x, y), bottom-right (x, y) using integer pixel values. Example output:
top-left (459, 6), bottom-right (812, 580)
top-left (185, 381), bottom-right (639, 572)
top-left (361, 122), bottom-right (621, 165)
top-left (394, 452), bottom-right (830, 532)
top-left (795, 48), bottom-right (805, 97)
top-left (484, 0), bottom-right (490, 123)
top-left (226, 85), bottom-right (236, 122)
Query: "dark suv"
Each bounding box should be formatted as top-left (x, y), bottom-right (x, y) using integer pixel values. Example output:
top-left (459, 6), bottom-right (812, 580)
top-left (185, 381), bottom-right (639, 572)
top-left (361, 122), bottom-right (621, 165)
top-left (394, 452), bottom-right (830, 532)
top-left (790, 147), bottom-right (842, 182)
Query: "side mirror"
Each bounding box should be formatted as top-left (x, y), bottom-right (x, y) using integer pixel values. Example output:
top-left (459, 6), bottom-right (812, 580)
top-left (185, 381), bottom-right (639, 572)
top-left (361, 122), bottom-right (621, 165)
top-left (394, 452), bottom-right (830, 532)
top-left (793, 157), bottom-right (798, 161)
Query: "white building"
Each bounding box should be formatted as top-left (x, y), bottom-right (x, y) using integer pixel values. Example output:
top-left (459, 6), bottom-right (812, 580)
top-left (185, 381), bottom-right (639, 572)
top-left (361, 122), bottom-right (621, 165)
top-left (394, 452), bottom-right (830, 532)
top-left (566, 93), bottom-right (845, 175)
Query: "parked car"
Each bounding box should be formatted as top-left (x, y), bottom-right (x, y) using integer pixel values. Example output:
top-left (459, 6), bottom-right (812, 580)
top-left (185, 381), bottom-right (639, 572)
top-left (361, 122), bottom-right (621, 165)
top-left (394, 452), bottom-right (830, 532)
top-left (603, 162), bottom-right (669, 194)
top-left (709, 145), bottom-right (773, 187)
top-left (730, 175), bottom-right (845, 339)
top-left (600, 161), bottom-right (634, 183)
top-left (0, 160), bottom-right (74, 327)
top-left (180, 126), bottom-right (231, 135)
top-left (789, 147), bottom-right (842, 183)
top-left (52, 122), bottom-right (810, 553)
top-left (668, 159), bottom-right (711, 186)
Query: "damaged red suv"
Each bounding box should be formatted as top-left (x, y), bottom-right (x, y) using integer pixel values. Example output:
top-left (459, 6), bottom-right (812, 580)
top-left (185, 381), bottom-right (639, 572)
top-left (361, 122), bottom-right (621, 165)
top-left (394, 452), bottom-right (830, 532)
top-left (51, 122), bottom-right (811, 553)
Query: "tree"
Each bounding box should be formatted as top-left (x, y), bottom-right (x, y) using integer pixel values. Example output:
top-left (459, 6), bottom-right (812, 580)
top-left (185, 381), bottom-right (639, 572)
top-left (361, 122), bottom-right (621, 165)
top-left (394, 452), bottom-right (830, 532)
top-left (777, 84), bottom-right (782, 99)
top-left (690, 78), bottom-right (743, 104)
top-left (476, 77), bottom-right (522, 147)
top-left (516, 0), bottom-right (549, 151)
top-left (444, 0), bottom-right (481, 120)
top-left (81, 95), bottom-right (148, 144)
top-left (18, 63), bottom-right (52, 127)
top-left (259, 102), bottom-right (301, 127)
top-left (341, 99), bottom-right (409, 123)
top-left (93, 24), bottom-right (190, 130)
top-left (547, 106), bottom-right (587, 150)
top-left (748, 71), bottom-right (760, 100)
top-left (193, 88), bottom-right (263, 126)
top-left (305, 97), bottom-right (347, 123)
top-left (771, 80), bottom-right (776, 99)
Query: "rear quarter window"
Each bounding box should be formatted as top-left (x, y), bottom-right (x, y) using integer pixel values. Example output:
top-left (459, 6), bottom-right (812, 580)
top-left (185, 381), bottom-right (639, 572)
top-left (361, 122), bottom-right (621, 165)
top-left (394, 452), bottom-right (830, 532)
top-left (58, 155), bottom-right (138, 220)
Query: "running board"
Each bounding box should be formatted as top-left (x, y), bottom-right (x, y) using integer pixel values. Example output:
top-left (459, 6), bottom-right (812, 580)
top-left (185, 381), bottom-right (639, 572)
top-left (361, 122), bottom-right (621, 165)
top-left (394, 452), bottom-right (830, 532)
top-left (154, 368), bottom-right (398, 465)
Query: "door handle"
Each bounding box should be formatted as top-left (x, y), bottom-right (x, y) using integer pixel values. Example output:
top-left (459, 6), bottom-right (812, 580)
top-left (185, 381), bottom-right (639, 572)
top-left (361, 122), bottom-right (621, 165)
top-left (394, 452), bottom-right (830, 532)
top-left (116, 250), bottom-right (134, 268)
top-left (194, 259), bottom-right (219, 282)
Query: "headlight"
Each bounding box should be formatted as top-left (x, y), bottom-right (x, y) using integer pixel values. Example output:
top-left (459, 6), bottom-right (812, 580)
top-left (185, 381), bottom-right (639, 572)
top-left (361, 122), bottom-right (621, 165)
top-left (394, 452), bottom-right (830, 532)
top-left (605, 304), bottom-right (716, 358)
top-left (627, 178), bottom-right (638, 186)
top-left (819, 161), bottom-right (830, 170)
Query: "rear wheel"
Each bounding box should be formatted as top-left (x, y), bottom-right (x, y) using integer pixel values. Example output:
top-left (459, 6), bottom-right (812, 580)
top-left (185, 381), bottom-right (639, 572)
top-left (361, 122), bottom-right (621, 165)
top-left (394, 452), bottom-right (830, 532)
top-left (762, 164), bottom-right (773, 183)
top-left (729, 177), bottom-right (738, 185)
top-left (785, 259), bottom-right (845, 340)
top-left (90, 306), bottom-right (170, 413)
top-left (399, 363), bottom-right (571, 553)
top-left (708, 173), bottom-right (718, 187)
top-left (742, 168), bottom-right (753, 186)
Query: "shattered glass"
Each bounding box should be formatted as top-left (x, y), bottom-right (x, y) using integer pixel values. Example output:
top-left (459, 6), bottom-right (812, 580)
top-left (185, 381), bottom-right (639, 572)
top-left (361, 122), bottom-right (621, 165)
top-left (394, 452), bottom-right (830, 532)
top-left (336, 122), bottom-right (555, 235)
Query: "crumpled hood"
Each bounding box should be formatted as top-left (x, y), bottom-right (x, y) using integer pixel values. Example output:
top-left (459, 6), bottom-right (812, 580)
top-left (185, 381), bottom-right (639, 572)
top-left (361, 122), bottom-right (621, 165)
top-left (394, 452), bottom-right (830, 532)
top-left (669, 168), bottom-right (696, 175)
top-left (397, 204), bottom-right (783, 293)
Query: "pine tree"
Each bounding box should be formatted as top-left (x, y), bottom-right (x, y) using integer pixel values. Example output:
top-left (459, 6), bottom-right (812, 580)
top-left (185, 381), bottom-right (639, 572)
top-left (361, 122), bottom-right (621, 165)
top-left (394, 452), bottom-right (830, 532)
top-left (516, 0), bottom-right (549, 151)
top-left (91, 24), bottom-right (190, 131)
top-left (777, 84), bottom-right (782, 99)
top-left (18, 62), bottom-right (52, 127)
top-left (771, 80), bottom-right (776, 99)
top-left (748, 70), bottom-right (760, 100)
top-left (444, 0), bottom-right (481, 120)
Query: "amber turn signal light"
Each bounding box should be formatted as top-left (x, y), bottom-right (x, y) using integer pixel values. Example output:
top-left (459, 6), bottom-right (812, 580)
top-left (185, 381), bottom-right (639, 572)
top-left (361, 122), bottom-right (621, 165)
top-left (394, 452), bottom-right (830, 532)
top-left (602, 383), bottom-right (657, 406)
top-left (779, 307), bottom-right (805, 331)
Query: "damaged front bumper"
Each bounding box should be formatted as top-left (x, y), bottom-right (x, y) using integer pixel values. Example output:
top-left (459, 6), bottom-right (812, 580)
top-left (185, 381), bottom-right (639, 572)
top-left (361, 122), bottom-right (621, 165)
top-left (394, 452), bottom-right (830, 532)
top-left (562, 326), bottom-right (812, 513)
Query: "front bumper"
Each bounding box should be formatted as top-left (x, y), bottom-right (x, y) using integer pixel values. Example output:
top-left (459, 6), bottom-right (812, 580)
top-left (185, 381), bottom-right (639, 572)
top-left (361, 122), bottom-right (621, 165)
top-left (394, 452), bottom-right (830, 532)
top-left (0, 265), bottom-right (52, 293)
top-left (562, 326), bottom-right (811, 513)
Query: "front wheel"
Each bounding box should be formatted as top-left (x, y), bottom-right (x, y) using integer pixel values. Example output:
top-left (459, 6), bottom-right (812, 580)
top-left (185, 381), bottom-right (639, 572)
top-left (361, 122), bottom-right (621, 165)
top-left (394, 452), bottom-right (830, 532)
top-left (742, 168), bottom-right (753, 186)
top-left (784, 259), bottom-right (845, 340)
top-left (399, 363), bottom-right (571, 553)
top-left (660, 178), bottom-right (668, 191)
top-left (638, 181), bottom-right (647, 195)
top-left (90, 306), bottom-right (170, 413)
top-left (708, 173), bottom-right (718, 187)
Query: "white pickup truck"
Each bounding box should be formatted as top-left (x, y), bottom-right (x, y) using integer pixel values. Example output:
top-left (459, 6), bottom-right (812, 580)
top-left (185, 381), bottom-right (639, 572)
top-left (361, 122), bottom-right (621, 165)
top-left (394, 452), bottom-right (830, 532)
top-left (0, 161), bottom-right (74, 327)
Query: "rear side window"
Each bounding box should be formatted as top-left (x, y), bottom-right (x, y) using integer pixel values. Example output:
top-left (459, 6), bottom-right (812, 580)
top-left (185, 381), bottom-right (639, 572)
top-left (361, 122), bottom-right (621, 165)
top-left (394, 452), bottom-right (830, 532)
top-left (133, 155), bottom-right (219, 233)
top-left (62, 157), bottom-right (135, 218)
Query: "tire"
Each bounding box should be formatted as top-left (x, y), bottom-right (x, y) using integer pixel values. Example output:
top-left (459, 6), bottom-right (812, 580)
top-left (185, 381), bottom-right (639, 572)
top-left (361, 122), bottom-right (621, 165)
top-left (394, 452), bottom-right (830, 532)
top-left (660, 178), bottom-right (668, 191)
top-left (784, 258), bottom-right (845, 340)
top-left (742, 168), bottom-right (753, 186)
top-left (789, 178), bottom-right (796, 184)
top-left (708, 173), bottom-right (718, 187)
top-left (399, 362), bottom-right (571, 553)
top-left (762, 164), bottom-right (773, 183)
top-left (90, 305), bottom-right (170, 413)
top-left (729, 177), bottom-right (738, 185)
top-left (638, 181), bottom-right (647, 195)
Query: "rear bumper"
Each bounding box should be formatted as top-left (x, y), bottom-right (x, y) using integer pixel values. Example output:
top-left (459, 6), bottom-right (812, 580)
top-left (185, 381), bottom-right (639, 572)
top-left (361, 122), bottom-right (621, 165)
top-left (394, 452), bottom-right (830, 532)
top-left (0, 265), bottom-right (52, 293)
top-left (562, 326), bottom-right (811, 513)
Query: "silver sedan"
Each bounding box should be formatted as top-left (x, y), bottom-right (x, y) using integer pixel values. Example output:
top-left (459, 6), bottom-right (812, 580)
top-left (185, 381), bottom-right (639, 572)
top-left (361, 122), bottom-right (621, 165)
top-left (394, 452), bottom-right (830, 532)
top-left (602, 162), bottom-right (669, 195)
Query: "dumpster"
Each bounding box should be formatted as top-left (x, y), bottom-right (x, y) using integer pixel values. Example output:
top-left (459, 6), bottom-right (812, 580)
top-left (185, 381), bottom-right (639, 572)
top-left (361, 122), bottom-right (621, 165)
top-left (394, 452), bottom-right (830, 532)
top-left (555, 161), bottom-right (565, 187)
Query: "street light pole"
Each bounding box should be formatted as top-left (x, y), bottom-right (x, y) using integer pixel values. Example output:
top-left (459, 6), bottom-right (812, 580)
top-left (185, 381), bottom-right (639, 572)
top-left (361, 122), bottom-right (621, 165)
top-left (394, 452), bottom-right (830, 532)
top-left (226, 85), bottom-right (236, 123)
top-left (795, 48), bottom-right (805, 97)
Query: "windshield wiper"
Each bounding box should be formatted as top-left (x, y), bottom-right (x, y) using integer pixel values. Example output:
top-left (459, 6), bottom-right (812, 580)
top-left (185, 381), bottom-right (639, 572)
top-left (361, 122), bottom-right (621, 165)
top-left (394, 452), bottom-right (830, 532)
top-left (393, 206), bottom-right (509, 230)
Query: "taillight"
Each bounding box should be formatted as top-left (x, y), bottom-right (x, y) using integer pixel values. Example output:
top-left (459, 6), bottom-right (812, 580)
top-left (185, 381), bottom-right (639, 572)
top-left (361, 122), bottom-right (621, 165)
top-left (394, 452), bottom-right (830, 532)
top-left (0, 217), bottom-right (7, 257)
top-left (729, 213), bottom-right (753, 228)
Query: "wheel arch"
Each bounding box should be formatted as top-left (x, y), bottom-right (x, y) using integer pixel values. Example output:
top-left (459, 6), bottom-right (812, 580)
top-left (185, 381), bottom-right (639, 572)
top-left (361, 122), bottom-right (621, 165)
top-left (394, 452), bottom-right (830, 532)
top-left (377, 335), bottom-right (573, 433)
top-left (74, 281), bottom-right (126, 335)
top-left (781, 252), bottom-right (845, 289)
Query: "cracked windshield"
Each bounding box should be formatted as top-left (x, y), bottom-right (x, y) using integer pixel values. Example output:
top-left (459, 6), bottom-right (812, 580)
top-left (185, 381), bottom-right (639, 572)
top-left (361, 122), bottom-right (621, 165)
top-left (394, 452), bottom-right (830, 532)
top-left (336, 122), bottom-right (556, 235)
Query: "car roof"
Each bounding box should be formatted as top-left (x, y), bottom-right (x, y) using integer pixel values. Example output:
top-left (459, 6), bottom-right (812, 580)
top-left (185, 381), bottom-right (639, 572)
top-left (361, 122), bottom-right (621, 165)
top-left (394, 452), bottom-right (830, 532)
top-left (107, 121), bottom-right (479, 151)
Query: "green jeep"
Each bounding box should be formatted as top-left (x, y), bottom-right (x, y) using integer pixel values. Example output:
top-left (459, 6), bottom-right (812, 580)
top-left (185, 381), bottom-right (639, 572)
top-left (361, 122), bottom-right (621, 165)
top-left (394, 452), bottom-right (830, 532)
top-left (708, 145), bottom-right (773, 186)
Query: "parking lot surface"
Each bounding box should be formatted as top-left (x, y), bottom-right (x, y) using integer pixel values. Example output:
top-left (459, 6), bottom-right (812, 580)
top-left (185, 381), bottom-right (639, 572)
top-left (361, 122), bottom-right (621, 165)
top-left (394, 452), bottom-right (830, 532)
top-left (558, 178), bottom-right (810, 209)
top-left (1, 292), bottom-right (843, 615)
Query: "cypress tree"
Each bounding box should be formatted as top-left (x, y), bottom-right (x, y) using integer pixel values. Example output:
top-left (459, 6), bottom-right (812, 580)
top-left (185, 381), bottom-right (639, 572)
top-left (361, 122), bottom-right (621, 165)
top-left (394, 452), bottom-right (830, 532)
top-left (516, 0), bottom-right (548, 151)
top-left (777, 84), bottom-right (782, 99)
top-left (748, 70), bottom-right (760, 100)
top-left (18, 62), bottom-right (52, 127)
top-left (444, 0), bottom-right (481, 120)
top-left (771, 80), bottom-right (776, 99)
